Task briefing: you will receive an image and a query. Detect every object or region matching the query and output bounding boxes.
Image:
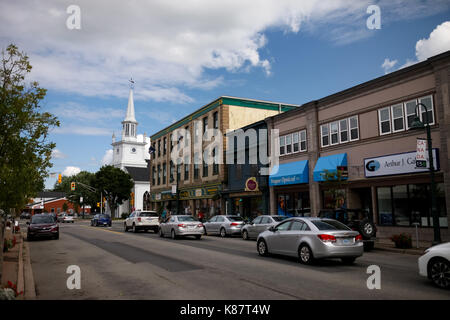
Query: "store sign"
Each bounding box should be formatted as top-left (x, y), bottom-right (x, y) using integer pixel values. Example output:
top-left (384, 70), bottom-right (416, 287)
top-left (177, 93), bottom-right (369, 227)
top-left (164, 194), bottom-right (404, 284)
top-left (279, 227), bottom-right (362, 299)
top-left (155, 193), bottom-right (161, 200)
top-left (337, 166), bottom-right (348, 178)
top-left (416, 138), bottom-right (427, 168)
top-left (245, 177), bottom-right (259, 192)
top-left (364, 149), bottom-right (438, 178)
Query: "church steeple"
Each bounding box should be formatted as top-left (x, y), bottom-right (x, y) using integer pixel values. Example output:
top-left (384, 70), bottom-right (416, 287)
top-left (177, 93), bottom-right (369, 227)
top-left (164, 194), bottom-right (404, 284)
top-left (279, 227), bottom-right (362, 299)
top-left (122, 78), bottom-right (138, 141)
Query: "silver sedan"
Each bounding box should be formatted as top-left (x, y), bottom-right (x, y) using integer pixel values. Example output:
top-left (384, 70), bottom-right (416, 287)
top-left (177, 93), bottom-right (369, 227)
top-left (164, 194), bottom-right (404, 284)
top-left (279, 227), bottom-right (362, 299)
top-left (256, 217), bottom-right (364, 264)
top-left (159, 215), bottom-right (204, 240)
top-left (203, 215), bottom-right (245, 237)
top-left (241, 215), bottom-right (288, 240)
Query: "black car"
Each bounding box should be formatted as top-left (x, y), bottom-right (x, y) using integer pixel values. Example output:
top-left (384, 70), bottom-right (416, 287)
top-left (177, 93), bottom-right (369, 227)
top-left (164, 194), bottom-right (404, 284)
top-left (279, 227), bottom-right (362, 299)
top-left (20, 212), bottom-right (31, 219)
top-left (27, 214), bottom-right (59, 240)
top-left (318, 208), bottom-right (377, 251)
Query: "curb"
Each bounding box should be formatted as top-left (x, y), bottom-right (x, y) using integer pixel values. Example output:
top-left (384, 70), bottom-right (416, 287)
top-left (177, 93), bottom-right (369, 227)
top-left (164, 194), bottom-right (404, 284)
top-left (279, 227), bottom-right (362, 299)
top-left (374, 245), bottom-right (424, 256)
top-left (21, 233), bottom-right (36, 300)
top-left (16, 233), bottom-right (24, 300)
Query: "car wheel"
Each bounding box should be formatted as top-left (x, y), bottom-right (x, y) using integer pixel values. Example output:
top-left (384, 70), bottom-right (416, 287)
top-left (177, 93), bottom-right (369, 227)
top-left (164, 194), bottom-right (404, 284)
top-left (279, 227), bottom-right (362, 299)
top-left (429, 258), bottom-right (450, 289)
top-left (220, 227), bottom-right (226, 238)
top-left (54, 234), bottom-right (59, 240)
top-left (171, 229), bottom-right (177, 240)
top-left (124, 223), bottom-right (128, 232)
top-left (341, 257), bottom-right (356, 265)
top-left (364, 241), bottom-right (375, 251)
top-left (257, 239), bottom-right (268, 256)
top-left (195, 235), bottom-right (201, 240)
top-left (132, 224), bottom-right (138, 233)
top-left (242, 230), bottom-right (249, 241)
top-left (159, 227), bottom-right (164, 238)
top-left (95, 221), bottom-right (99, 227)
top-left (298, 244), bottom-right (314, 265)
top-left (360, 219), bottom-right (376, 238)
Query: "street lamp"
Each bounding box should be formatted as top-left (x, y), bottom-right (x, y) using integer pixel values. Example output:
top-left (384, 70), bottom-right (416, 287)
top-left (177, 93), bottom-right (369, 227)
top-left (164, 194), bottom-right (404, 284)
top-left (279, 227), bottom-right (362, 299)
top-left (176, 136), bottom-right (184, 215)
top-left (410, 102), bottom-right (441, 245)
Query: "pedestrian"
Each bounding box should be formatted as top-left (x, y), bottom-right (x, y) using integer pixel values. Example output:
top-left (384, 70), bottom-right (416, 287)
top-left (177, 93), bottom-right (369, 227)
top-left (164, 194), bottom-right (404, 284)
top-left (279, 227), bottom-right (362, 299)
top-left (160, 206), bottom-right (168, 222)
top-left (198, 210), bottom-right (204, 223)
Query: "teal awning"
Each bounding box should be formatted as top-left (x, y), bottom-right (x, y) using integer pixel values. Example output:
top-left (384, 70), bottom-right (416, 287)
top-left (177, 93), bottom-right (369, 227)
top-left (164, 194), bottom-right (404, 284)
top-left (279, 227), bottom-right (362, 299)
top-left (313, 153), bottom-right (347, 182)
top-left (269, 160), bottom-right (309, 186)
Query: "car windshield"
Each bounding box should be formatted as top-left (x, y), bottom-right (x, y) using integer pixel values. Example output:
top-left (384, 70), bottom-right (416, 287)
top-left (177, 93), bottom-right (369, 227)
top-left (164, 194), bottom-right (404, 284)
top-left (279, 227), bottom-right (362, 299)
top-left (31, 215), bottom-right (55, 224)
top-left (99, 214), bottom-right (109, 219)
top-left (311, 219), bottom-right (351, 231)
top-left (177, 216), bottom-right (197, 222)
top-left (272, 216), bottom-right (288, 222)
top-left (228, 216), bottom-right (243, 221)
top-left (140, 212), bottom-right (158, 217)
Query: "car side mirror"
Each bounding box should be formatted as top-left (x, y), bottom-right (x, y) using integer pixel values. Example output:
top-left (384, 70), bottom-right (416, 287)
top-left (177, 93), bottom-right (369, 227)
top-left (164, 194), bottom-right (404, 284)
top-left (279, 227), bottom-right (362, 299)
top-left (268, 226), bottom-right (276, 232)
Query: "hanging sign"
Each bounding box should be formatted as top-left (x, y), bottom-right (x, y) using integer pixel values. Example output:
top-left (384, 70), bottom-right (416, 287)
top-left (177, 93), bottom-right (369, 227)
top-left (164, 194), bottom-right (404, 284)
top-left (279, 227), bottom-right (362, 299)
top-left (416, 138), bottom-right (427, 168)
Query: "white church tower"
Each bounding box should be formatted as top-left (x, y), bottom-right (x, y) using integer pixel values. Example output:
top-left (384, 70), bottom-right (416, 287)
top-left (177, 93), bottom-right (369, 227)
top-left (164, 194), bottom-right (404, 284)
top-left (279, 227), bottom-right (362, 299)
top-left (111, 80), bottom-right (151, 217)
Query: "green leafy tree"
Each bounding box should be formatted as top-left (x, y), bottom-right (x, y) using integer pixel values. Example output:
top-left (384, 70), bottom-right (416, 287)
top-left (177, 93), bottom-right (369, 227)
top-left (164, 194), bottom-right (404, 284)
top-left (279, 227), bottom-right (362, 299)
top-left (53, 171), bottom-right (98, 212)
top-left (322, 169), bottom-right (347, 209)
top-left (0, 44), bottom-right (59, 214)
top-left (62, 202), bottom-right (68, 213)
top-left (94, 165), bottom-right (134, 217)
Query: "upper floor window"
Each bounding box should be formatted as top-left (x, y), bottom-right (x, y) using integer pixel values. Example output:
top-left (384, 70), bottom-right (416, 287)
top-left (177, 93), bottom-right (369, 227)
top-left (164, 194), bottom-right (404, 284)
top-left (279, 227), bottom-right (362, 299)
top-left (213, 147), bottom-right (219, 175)
top-left (157, 164), bottom-right (161, 185)
top-left (280, 130), bottom-right (307, 156)
top-left (163, 137), bottom-right (167, 155)
top-left (152, 166), bottom-right (156, 185)
top-left (162, 163), bottom-right (167, 184)
top-left (184, 155), bottom-right (189, 180)
top-left (321, 116), bottom-right (358, 147)
top-left (184, 126), bottom-right (189, 147)
top-left (203, 116), bottom-right (208, 134)
top-left (157, 140), bottom-right (161, 157)
top-left (213, 112), bottom-right (219, 129)
top-left (378, 95), bottom-right (434, 136)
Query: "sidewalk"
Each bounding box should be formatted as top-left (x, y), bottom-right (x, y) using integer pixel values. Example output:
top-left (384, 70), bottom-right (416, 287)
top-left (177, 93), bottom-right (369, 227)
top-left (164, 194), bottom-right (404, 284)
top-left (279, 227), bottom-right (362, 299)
top-left (373, 238), bottom-right (428, 256)
top-left (1, 228), bottom-right (36, 299)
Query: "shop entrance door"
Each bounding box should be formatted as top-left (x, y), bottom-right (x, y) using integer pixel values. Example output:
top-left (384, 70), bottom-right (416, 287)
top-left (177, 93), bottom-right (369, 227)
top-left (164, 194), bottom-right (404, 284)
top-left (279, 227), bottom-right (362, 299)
top-left (352, 187), bottom-right (373, 217)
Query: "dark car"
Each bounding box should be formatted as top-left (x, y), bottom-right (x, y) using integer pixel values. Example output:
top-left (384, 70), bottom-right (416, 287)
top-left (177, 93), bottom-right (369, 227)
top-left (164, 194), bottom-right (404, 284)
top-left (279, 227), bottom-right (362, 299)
top-left (91, 214), bottom-right (112, 227)
top-left (318, 209), bottom-right (377, 251)
top-left (20, 212), bottom-right (31, 219)
top-left (27, 214), bottom-right (59, 240)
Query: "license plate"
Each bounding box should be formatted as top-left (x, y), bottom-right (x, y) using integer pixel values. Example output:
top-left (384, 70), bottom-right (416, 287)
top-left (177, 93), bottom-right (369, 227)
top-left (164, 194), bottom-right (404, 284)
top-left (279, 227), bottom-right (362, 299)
top-left (342, 238), bottom-right (352, 244)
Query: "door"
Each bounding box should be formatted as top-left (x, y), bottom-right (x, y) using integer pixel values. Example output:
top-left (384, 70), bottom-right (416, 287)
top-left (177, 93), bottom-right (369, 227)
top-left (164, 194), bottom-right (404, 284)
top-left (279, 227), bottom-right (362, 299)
top-left (258, 217), bottom-right (273, 235)
top-left (267, 220), bottom-right (292, 254)
top-left (214, 216), bottom-right (225, 234)
top-left (248, 216), bottom-right (263, 238)
top-left (205, 216), bottom-right (217, 234)
top-left (283, 220), bottom-right (309, 256)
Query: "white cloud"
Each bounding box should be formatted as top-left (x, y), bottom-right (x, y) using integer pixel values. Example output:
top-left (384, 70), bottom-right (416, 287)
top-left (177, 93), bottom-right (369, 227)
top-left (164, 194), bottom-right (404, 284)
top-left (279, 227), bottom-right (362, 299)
top-left (1, 1), bottom-right (447, 102)
top-left (389, 21), bottom-right (450, 71)
top-left (50, 102), bottom-right (124, 121)
top-left (51, 148), bottom-right (67, 159)
top-left (415, 21), bottom-right (450, 61)
top-left (381, 58), bottom-right (398, 74)
top-left (101, 149), bottom-right (113, 165)
top-left (52, 125), bottom-right (111, 136)
top-left (62, 166), bottom-right (81, 177)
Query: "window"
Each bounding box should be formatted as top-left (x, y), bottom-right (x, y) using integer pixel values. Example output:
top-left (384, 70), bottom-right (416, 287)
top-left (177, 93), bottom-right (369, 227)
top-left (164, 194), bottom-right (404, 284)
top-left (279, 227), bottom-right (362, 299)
top-left (339, 119), bottom-right (348, 143)
top-left (330, 121), bottom-right (339, 145)
top-left (177, 164), bottom-right (181, 181)
top-left (321, 124), bottom-right (329, 147)
top-left (184, 126), bottom-right (189, 147)
top-left (213, 148), bottom-right (219, 175)
top-left (203, 116), bottom-right (208, 134)
top-left (184, 156), bottom-right (189, 180)
top-left (163, 137), bottom-right (167, 155)
top-left (300, 130), bottom-right (307, 151)
top-left (202, 155), bottom-right (208, 177)
top-left (169, 161), bottom-right (174, 182)
top-left (419, 95), bottom-right (434, 126)
top-left (285, 134), bottom-right (292, 153)
top-left (162, 163), bottom-right (166, 184)
top-left (405, 100), bottom-right (417, 129)
top-left (275, 221), bottom-right (291, 231)
top-left (170, 134), bottom-right (173, 151)
top-left (292, 132), bottom-right (299, 152)
top-left (252, 216), bottom-right (263, 224)
top-left (157, 140), bottom-right (161, 157)
top-left (213, 112), bottom-right (219, 129)
top-left (279, 136), bottom-right (286, 155)
top-left (157, 164), bottom-right (161, 185)
top-left (290, 220), bottom-right (310, 231)
top-left (194, 152), bottom-right (199, 179)
top-left (152, 166), bottom-right (156, 185)
top-left (391, 104), bottom-right (405, 132)
top-left (349, 116), bottom-right (359, 141)
top-left (379, 107), bottom-right (391, 135)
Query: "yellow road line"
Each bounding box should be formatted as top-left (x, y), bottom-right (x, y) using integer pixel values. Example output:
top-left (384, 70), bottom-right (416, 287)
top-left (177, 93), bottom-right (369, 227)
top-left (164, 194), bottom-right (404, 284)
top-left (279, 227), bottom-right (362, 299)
top-left (78, 225), bottom-right (123, 235)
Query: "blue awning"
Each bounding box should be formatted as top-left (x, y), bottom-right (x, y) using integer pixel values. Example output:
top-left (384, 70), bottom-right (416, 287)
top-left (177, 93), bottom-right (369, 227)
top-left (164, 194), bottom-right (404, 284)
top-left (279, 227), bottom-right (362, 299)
top-left (313, 153), bottom-right (347, 182)
top-left (269, 160), bottom-right (309, 186)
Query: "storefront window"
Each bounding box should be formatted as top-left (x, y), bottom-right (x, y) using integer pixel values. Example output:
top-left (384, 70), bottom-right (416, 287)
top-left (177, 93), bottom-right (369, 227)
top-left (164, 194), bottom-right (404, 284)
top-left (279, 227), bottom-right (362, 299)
top-left (277, 192), bottom-right (310, 216)
top-left (393, 185), bottom-right (408, 226)
top-left (377, 187), bottom-right (393, 225)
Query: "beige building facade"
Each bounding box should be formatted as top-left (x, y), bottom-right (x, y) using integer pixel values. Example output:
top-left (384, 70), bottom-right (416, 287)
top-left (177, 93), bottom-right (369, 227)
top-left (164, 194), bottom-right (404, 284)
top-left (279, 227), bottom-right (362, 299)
top-left (267, 51), bottom-right (450, 243)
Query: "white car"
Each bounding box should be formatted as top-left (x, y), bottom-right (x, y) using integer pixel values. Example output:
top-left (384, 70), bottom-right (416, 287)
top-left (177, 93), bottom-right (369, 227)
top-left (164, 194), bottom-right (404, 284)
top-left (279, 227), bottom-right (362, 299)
top-left (418, 242), bottom-right (450, 289)
top-left (62, 215), bottom-right (74, 223)
top-left (124, 210), bottom-right (159, 233)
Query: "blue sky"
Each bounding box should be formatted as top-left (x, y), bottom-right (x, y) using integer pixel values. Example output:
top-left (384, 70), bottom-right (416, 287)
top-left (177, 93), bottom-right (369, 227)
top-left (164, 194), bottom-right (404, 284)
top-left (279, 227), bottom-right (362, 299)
top-left (0, 1), bottom-right (449, 189)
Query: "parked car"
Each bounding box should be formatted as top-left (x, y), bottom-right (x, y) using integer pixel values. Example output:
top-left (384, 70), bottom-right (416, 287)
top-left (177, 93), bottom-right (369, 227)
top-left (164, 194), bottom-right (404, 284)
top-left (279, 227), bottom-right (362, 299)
top-left (203, 215), bottom-right (245, 237)
top-left (418, 242), bottom-right (450, 289)
top-left (241, 215), bottom-right (289, 240)
top-left (319, 209), bottom-right (376, 251)
top-left (124, 210), bottom-right (159, 232)
top-left (91, 214), bottom-right (112, 227)
top-left (256, 217), bottom-right (364, 264)
top-left (27, 214), bottom-right (59, 240)
top-left (159, 215), bottom-right (204, 239)
top-left (62, 214), bottom-right (75, 223)
top-left (20, 212), bottom-right (31, 219)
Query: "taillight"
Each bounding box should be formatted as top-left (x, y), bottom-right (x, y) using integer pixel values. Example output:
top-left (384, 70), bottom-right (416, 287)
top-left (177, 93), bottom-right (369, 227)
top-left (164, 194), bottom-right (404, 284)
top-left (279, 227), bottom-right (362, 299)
top-left (317, 234), bottom-right (336, 242)
top-left (355, 234), bottom-right (363, 242)
top-left (197, 224), bottom-right (203, 228)
top-left (137, 217), bottom-right (141, 222)
top-left (230, 222), bottom-right (240, 226)
top-left (178, 224), bottom-right (186, 228)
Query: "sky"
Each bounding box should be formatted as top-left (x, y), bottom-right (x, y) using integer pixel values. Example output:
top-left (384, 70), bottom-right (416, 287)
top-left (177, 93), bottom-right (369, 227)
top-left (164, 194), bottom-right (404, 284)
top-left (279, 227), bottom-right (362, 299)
top-left (0, 0), bottom-right (449, 189)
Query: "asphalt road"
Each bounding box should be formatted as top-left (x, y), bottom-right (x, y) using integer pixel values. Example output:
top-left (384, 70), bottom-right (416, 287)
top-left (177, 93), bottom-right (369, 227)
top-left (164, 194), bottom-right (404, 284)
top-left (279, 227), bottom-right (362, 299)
top-left (25, 220), bottom-right (450, 300)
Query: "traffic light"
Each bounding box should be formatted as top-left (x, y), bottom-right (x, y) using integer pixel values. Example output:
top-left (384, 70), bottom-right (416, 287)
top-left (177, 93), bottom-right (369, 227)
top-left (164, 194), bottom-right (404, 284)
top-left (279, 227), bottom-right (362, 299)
top-left (58, 174), bottom-right (62, 184)
top-left (97, 202), bottom-right (100, 207)
top-left (71, 182), bottom-right (75, 191)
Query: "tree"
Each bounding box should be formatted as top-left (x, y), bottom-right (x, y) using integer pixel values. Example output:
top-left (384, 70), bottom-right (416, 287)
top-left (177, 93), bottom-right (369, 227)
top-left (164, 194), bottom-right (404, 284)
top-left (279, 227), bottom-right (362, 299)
top-left (0, 44), bottom-right (59, 214)
top-left (94, 166), bottom-right (134, 217)
top-left (53, 171), bottom-right (98, 212)
top-left (321, 169), bottom-right (347, 209)
top-left (62, 202), bottom-right (68, 213)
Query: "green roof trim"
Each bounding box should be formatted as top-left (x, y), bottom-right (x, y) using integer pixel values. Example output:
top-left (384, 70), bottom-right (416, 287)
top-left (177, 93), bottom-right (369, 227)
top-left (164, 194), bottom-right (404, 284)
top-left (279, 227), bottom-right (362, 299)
top-left (150, 96), bottom-right (297, 140)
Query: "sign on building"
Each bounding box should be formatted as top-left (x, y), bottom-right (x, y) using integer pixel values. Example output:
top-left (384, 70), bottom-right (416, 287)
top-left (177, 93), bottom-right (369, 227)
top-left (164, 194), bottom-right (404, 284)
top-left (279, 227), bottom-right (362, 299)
top-left (416, 138), bottom-right (427, 168)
